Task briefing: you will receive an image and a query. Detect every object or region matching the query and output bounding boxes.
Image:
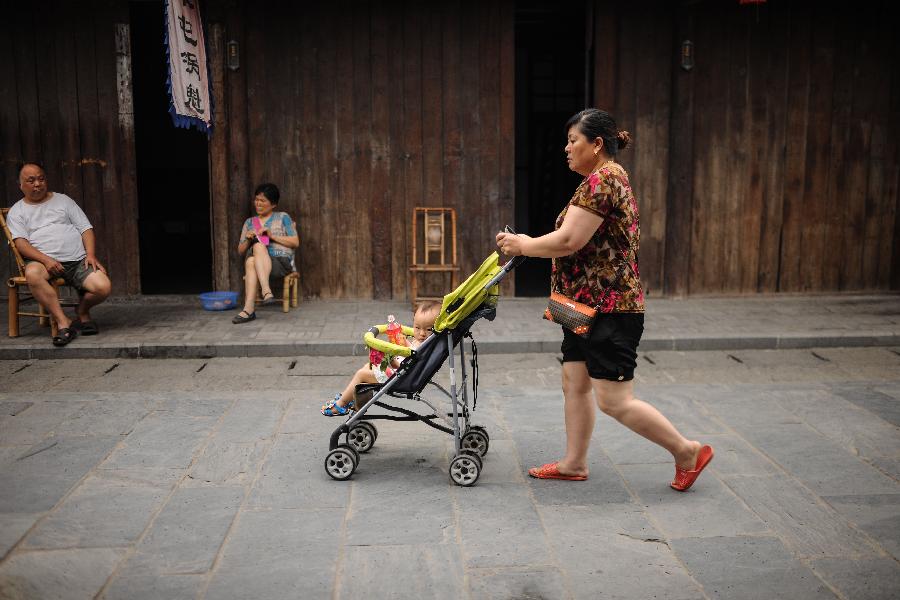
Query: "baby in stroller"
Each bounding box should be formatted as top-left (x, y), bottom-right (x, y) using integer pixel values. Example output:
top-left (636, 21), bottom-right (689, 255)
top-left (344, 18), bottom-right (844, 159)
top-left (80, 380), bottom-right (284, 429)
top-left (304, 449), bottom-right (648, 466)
top-left (321, 300), bottom-right (442, 416)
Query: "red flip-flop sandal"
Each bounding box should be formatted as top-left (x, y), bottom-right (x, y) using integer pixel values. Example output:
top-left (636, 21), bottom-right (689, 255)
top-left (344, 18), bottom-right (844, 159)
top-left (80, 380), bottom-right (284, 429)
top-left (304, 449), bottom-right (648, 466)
top-left (670, 445), bottom-right (714, 491)
top-left (528, 462), bottom-right (588, 481)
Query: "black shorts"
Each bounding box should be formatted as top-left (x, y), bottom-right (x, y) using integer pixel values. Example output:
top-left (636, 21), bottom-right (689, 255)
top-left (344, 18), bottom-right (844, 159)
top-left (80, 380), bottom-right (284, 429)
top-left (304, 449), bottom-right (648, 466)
top-left (560, 312), bottom-right (644, 381)
top-left (245, 249), bottom-right (293, 278)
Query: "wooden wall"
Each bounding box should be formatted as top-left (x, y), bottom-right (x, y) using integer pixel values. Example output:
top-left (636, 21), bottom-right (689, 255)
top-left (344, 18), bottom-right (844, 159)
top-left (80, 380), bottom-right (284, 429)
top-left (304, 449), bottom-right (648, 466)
top-left (2, 0), bottom-right (897, 300)
top-left (207, 0), bottom-right (516, 299)
top-left (0, 0), bottom-right (141, 294)
top-left (596, 0), bottom-right (900, 296)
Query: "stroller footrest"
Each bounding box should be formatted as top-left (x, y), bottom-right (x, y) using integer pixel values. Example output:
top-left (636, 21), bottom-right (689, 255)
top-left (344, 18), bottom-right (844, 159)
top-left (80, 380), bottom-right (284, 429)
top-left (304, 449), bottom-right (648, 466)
top-left (354, 383), bottom-right (383, 405)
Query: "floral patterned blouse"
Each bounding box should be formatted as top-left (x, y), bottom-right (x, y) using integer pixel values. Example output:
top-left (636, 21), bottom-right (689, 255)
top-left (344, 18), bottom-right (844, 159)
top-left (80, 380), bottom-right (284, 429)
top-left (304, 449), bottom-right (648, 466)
top-left (239, 212), bottom-right (297, 259)
top-left (550, 162), bottom-right (645, 313)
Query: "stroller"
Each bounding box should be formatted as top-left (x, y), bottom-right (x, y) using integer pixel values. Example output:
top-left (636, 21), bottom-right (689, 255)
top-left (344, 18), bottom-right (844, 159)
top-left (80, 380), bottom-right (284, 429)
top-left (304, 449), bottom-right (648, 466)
top-left (324, 249), bottom-right (525, 486)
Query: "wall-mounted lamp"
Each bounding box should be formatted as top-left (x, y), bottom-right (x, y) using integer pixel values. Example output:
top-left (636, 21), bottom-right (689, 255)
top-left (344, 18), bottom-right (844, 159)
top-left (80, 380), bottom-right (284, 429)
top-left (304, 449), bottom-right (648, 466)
top-left (226, 40), bottom-right (240, 71)
top-left (680, 40), bottom-right (694, 71)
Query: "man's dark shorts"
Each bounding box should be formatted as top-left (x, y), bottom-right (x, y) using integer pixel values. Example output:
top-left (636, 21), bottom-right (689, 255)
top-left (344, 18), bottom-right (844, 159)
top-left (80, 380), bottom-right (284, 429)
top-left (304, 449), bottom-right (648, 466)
top-left (561, 312), bottom-right (645, 381)
top-left (28, 259), bottom-right (94, 292)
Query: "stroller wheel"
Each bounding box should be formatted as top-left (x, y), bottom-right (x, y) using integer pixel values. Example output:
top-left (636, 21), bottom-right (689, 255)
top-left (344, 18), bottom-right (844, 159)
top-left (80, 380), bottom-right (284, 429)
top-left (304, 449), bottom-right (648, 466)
top-left (347, 422), bottom-right (377, 453)
top-left (461, 427), bottom-right (490, 457)
top-left (325, 444), bottom-right (359, 481)
top-left (449, 452), bottom-right (482, 487)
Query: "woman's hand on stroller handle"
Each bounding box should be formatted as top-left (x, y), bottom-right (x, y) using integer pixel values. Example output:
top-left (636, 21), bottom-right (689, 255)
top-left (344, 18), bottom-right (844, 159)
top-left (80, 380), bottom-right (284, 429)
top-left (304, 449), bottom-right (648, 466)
top-left (497, 225), bottom-right (528, 268)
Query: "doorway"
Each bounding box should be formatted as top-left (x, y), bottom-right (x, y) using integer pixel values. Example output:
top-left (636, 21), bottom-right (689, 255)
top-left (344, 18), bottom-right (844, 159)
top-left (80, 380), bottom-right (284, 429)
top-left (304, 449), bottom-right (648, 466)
top-left (514, 1), bottom-right (588, 295)
top-left (130, 1), bottom-right (212, 294)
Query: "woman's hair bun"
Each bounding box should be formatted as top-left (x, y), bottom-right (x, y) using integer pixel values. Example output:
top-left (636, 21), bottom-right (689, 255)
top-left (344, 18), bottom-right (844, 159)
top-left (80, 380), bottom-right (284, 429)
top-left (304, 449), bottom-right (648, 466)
top-left (616, 130), bottom-right (631, 150)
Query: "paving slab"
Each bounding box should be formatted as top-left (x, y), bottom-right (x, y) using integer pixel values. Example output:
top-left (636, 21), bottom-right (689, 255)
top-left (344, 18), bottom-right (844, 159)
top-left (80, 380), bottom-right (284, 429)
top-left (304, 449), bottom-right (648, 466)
top-left (249, 433), bottom-right (350, 510)
top-left (0, 435), bottom-right (121, 513)
top-left (721, 474), bottom-right (880, 559)
top-left (0, 514), bottom-right (38, 560)
top-left (820, 494), bottom-right (900, 560)
top-left (809, 557), bottom-right (900, 600)
top-left (466, 566), bottom-right (569, 600)
top-left (117, 486), bottom-right (243, 576)
top-left (671, 536), bottom-right (836, 599)
top-left (0, 400), bottom-right (87, 446)
top-left (719, 423), bottom-right (899, 496)
top-left (22, 475), bottom-right (168, 550)
top-left (205, 508), bottom-right (342, 600)
top-left (540, 504), bottom-right (702, 600)
top-left (344, 453), bottom-right (455, 547)
top-left (338, 543), bottom-right (466, 600)
top-left (103, 572), bottom-right (206, 600)
top-left (0, 547), bottom-right (122, 600)
top-left (453, 483), bottom-right (554, 569)
top-left (831, 384), bottom-right (900, 428)
top-left (775, 389), bottom-right (900, 460)
top-left (617, 463), bottom-right (769, 539)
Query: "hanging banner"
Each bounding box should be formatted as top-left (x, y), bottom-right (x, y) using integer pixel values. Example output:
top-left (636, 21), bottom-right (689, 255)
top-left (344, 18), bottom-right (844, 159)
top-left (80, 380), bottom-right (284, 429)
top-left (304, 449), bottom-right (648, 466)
top-left (165, 0), bottom-right (212, 134)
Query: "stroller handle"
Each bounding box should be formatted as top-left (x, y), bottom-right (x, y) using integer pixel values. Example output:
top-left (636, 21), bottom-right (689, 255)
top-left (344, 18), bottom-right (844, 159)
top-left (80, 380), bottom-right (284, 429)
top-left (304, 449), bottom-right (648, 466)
top-left (494, 224), bottom-right (526, 280)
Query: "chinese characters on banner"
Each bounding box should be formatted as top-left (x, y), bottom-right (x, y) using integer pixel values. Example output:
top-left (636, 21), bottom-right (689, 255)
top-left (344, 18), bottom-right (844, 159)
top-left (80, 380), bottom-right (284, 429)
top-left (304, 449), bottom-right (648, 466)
top-left (165, 0), bottom-right (212, 133)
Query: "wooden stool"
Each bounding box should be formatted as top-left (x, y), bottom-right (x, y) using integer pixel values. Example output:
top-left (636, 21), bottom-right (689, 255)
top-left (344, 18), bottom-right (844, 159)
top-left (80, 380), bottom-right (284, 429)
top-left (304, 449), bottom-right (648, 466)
top-left (282, 271), bottom-right (300, 312)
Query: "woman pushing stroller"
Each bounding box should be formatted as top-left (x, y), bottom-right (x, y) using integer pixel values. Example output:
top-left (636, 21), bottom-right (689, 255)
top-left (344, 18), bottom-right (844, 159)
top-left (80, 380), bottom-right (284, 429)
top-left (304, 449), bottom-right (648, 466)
top-left (496, 108), bottom-right (713, 491)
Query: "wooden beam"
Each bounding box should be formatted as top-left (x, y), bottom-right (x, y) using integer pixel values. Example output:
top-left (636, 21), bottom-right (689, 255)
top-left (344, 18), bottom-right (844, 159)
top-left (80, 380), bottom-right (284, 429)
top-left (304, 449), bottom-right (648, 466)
top-left (207, 22), bottom-right (230, 291)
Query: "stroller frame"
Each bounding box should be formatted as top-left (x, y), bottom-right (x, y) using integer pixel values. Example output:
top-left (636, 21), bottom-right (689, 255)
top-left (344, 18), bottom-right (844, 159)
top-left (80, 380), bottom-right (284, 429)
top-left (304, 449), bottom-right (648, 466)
top-left (324, 252), bottom-right (524, 486)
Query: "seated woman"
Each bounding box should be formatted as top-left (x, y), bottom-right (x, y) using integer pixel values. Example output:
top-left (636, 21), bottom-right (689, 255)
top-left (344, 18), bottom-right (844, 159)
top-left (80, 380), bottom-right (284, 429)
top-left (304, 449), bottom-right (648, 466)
top-left (232, 183), bottom-right (299, 324)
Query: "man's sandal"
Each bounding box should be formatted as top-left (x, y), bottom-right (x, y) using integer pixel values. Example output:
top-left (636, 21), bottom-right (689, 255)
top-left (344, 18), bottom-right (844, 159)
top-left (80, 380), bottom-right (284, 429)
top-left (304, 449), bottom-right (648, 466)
top-left (232, 310), bottom-right (256, 324)
top-left (321, 395), bottom-right (353, 417)
top-left (52, 328), bottom-right (77, 347)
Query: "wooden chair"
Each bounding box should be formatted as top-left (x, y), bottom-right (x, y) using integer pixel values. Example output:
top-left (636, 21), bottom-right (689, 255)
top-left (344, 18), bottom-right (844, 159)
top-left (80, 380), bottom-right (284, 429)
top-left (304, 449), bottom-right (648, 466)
top-left (409, 207), bottom-right (459, 307)
top-left (240, 269), bottom-right (300, 313)
top-left (0, 207), bottom-right (67, 338)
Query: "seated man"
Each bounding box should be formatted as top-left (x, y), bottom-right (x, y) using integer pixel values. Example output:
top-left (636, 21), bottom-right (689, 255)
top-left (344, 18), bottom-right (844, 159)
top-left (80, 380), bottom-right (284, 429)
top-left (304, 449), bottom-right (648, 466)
top-left (7, 163), bottom-right (112, 346)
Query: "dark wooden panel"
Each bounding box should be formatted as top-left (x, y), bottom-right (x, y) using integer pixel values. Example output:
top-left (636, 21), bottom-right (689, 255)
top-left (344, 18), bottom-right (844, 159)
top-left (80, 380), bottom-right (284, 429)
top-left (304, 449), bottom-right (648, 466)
top-left (498, 0), bottom-right (515, 295)
top-left (225, 2), bottom-right (250, 292)
top-left (93, 2), bottom-right (126, 290)
top-left (754, 1), bottom-right (789, 293)
top-left (400, 1), bottom-right (424, 298)
top-left (779, 2), bottom-right (811, 292)
top-left (592, 2), bottom-right (617, 112)
top-left (477, 0), bottom-right (501, 268)
top-left (386, 0), bottom-right (409, 299)
top-left (845, 7), bottom-right (882, 290)
top-left (370, 0), bottom-right (393, 299)
top-left (799, 6), bottom-right (836, 291)
top-left (12, 7), bottom-right (42, 172)
top-left (208, 21), bottom-right (230, 291)
top-left (631, 9), bottom-right (671, 297)
top-left (663, 6), bottom-right (694, 297)
top-left (687, 4), bottom-right (729, 293)
top-left (824, 7), bottom-right (857, 291)
top-left (722, 6), bottom-right (749, 294)
top-left (0, 13), bottom-right (21, 204)
top-left (74, 5), bottom-right (107, 264)
top-left (885, 12), bottom-right (900, 291)
top-left (297, 2), bottom-right (322, 298)
top-left (351, 2), bottom-right (375, 299)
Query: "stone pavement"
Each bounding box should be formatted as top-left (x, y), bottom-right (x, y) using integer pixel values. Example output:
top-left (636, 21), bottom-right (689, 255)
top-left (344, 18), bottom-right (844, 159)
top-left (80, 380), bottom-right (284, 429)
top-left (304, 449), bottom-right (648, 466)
top-left (1, 345), bottom-right (899, 599)
top-left (0, 293), bottom-right (898, 359)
